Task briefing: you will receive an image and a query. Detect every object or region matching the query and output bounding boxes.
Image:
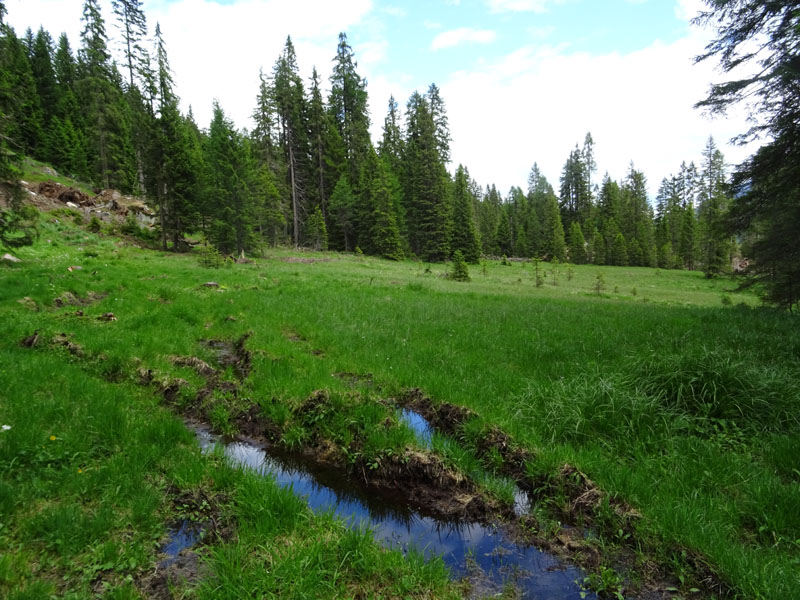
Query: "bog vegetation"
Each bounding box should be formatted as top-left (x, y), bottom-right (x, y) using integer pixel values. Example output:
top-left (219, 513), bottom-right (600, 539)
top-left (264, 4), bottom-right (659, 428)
top-left (1, 0), bottom-right (799, 599)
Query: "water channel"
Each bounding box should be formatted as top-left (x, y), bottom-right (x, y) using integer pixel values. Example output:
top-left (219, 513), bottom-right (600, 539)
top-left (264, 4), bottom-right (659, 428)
top-left (182, 414), bottom-right (592, 599)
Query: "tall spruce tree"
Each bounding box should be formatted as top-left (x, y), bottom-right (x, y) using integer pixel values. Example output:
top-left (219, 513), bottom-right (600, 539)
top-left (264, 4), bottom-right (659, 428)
top-left (152, 23), bottom-right (198, 250)
top-left (697, 136), bottom-right (732, 277)
top-left (328, 173), bottom-right (355, 251)
top-left (78, 0), bottom-right (134, 190)
top-left (403, 90), bottom-right (450, 261)
top-left (450, 164), bottom-right (481, 263)
top-left (568, 221), bottom-right (587, 264)
top-left (204, 101), bottom-right (257, 255)
top-left (696, 1), bottom-right (800, 308)
top-left (542, 193), bottom-right (566, 261)
top-left (272, 37), bottom-right (308, 246)
top-left (306, 67), bottom-right (343, 221)
top-left (111, 0), bottom-right (147, 89)
top-left (329, 32), bottom-right (370, 192)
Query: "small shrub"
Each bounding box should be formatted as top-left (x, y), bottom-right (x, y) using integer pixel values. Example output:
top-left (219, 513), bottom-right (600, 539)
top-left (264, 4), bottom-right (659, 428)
top-left (533, 257), bottom-right (544, 287)
top-left (87, 216), bottom-right (102, 233)
top-left (500, 254), bottom-right (511, 266)
top-left (721, 294), bottom-right (732, 306)
top-left (594, 272), bottom-right (606, 295)
top-left (120, 212), bottom-right (140, 236)
top-left (449, 250), bottom-right (470, 282)
top-left (198, 245), bottom-right (224, 268)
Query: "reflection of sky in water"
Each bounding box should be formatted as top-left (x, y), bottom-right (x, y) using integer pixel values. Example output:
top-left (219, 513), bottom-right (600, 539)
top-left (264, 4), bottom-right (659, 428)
top-left (159, 521), bottom-right (201, 568)
top-left (195, 426), bottom-right (592, 599)
top-left (399, 408), bottom-right (433, 448)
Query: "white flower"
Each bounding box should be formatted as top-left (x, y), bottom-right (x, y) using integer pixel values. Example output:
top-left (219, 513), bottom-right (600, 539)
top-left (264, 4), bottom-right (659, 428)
top-left (1, 425), bottom-right (10, 432)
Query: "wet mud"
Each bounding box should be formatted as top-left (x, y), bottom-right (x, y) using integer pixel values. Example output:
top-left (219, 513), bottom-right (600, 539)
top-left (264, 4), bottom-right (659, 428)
top-left (53, 290), bottom-right (107, 307)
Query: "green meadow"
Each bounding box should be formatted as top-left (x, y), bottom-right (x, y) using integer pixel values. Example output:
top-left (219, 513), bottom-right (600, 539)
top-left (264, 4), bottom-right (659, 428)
top-left (1, 213), bottom-right (798, 599)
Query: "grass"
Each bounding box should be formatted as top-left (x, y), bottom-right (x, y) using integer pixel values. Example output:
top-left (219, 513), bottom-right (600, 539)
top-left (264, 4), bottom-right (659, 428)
top-left (21, 157), bottom-right (95, 196)
top-left (1, 210), bottom-right (798, 598)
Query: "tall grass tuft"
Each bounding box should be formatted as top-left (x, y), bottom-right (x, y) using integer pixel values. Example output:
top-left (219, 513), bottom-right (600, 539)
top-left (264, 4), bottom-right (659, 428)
top-left (631, 349), bottom-right (800, 430)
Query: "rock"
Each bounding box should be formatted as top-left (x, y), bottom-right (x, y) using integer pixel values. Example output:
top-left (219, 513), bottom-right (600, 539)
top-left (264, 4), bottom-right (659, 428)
top-left (97, 312), bottom-right (117, 322)
top-left (19, 332), bottom-right (40, 348)
top-left (202, 282), bottom-right (219, 288)
top-left (2, 253), bottom-right (21, 263)
top-left (66, 201), bottom-right (79, 209)
top-left (17, 297), bottom-right (38, 311)
top-left (41, 166), bottom-right (58, 177)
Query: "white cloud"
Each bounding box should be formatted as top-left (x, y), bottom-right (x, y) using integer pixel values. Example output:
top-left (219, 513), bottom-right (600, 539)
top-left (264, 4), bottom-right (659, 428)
top-left (487, 0), bottom-right (564, 14)
top-left (675, 0), bottom-right (706, 22)
top-left (383, 5), bottom-right (406, 17)
top-left (431, 28), bottom-right (497, 51)
top-left (441, 27), bottom-right (757, 197)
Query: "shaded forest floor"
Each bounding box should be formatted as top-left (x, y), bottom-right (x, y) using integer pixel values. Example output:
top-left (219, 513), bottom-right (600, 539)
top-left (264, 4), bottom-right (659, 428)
top-left (1, 199), bottom-right (798, 599)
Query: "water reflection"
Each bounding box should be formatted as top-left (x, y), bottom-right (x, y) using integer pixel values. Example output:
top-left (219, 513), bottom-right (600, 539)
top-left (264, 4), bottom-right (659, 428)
top-left (194, 425), bottom-right (592, 599)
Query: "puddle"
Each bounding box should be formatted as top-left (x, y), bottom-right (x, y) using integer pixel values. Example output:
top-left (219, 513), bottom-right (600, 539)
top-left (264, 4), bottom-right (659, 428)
top-left (399, 408), bottom-right (532, 518)
top-left (399, 408), bottom-right (433, 448)
top-left (194, 425), bottom-right (593, 599)
top-left (159, 521), bottom-right (202, 568)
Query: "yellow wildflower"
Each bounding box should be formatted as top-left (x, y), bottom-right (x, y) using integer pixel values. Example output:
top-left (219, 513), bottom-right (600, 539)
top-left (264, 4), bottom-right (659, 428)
top-left (49, 435), bottom-right (56, 441)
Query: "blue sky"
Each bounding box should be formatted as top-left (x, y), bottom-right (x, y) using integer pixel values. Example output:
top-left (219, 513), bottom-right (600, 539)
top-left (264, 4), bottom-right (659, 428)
top-left (7, 0), bottom-right (756, 198)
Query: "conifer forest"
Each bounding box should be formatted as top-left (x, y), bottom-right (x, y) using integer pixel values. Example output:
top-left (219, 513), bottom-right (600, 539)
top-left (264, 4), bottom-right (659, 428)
top-left (0, 0), bottom-right (743, 274)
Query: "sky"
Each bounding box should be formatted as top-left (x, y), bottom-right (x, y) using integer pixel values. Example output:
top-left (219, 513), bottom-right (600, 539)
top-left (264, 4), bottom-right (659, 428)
top-left (6, 0), bottom-right (760, 199)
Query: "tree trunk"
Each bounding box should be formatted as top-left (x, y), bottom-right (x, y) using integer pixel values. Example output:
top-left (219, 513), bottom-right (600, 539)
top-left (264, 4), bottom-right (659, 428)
top-left (289, 143), bottom-right (299, 247)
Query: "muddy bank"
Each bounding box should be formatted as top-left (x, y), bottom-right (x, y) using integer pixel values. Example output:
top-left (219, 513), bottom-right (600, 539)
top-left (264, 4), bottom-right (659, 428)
top-left (397, 388), bottom-right (731, 599)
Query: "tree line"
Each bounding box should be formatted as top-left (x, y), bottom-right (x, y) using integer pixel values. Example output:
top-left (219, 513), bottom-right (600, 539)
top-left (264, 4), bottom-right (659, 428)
top-left (0, 0), bottom-right (737, 278)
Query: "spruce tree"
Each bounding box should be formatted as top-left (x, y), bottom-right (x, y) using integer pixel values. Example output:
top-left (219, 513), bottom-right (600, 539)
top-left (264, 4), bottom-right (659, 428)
top-left (272, 37), bottom-right (309, 246)
top-left (367, 154), bottom-right (404, 260)
top-left (78, 0), bottom-right (134, 190)
top-left (205, 101), bottom-right (256, 255)
top-left (559, 143), bottom-right (592, 228)
top-left (402, 90), bottom-right (450, 261)
top-left (696, 0), bottom-right (800, 308)
top-left (152, 23), bottom-right (198, 250)
top-left (495, 209), bottom-right (513, 257)
top-left (329, 174), bottom-right (355, 251)
top-left (111, 0), bottom-right (147, 89)
top-left (329, 32), bottom-right (370, 192)
top-left (304, 206), bottom-right (328, 250)
top-left (611, 232), bottom-right (629, 266)
top-left (449, 249), bottom-right (470, 281)
top-left (590, 228), bottom-right (605, 264)
top-left (1, 27), bottom-right (43, 157)
top-left (0, 20), bottom-right (37, 249)
top-left (568, 221), bottom-right (587, 264)
top-left (378, 95), bottom-right (403, 175)
top-left (697, 137), bottom-right (732, 277)
top-left (450, 165), bottom-right (481, 263)
top-left (542, 193), bottom-right (566, 261)
top-left (307, 67), bottom-right (343, 221)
